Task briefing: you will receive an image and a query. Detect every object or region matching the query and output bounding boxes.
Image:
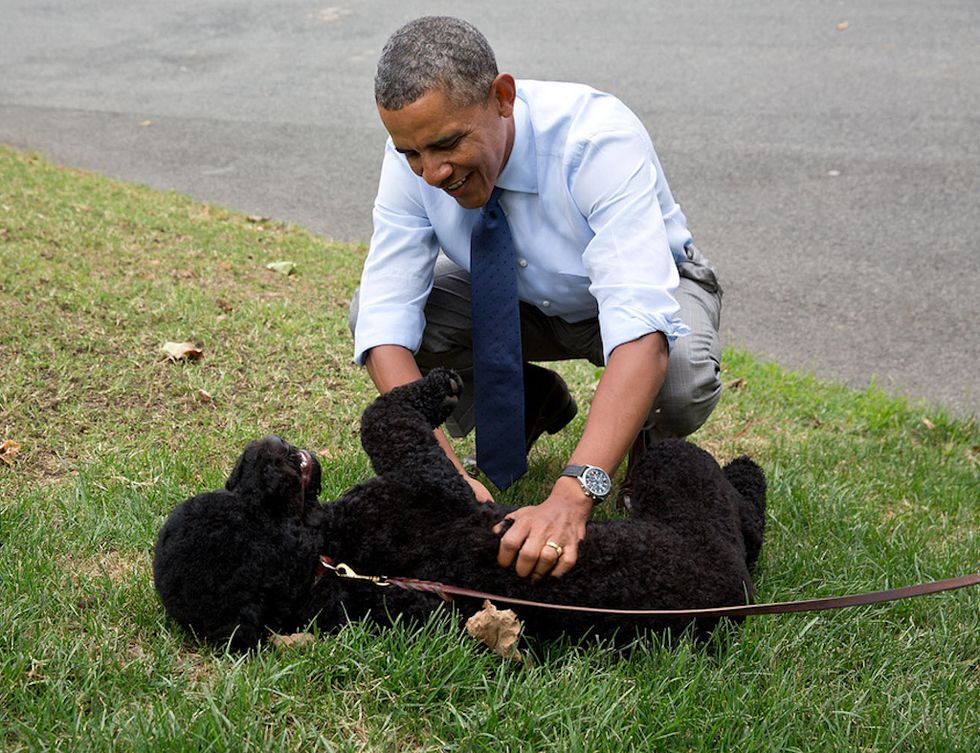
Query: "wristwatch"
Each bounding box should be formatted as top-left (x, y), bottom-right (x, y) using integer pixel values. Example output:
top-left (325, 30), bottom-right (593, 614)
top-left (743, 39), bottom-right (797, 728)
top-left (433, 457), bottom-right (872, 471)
top-left (559, 464), bottom-right (612, 503)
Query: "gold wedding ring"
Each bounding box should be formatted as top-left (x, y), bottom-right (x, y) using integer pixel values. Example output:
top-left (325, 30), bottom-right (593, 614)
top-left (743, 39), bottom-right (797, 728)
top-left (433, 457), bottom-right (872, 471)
top-left (544, 540), bottom-right (564, 558)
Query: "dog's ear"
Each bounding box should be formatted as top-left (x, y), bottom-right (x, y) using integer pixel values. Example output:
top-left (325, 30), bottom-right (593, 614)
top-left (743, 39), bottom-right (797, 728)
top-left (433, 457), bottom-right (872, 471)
top-left (225, 448), bottom-right (249, 492)
top-left (260, 455), bottom-right (304, 515)
top-left (225, 438), bottom-right (303, 515)
top-left (226, 439), bottom-right (276, 495)
top-left (153, 490), bottom-right (317, 652)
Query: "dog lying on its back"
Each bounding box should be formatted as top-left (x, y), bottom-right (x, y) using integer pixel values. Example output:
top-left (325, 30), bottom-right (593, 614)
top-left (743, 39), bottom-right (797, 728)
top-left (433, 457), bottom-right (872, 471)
top-left (153, 368), bottom-right (766, 651)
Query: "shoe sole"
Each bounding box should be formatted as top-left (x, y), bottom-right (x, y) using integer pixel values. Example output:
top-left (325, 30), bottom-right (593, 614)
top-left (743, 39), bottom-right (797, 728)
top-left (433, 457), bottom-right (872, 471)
top-left (526, 395), bottom-right (578, 452)
top-left (467, 385), bottom-right (580, 475)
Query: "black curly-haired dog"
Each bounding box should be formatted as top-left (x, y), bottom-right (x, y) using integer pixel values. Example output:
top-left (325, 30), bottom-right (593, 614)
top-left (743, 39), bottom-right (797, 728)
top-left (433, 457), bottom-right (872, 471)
top-left (153, 368), bottom-right (766, 652)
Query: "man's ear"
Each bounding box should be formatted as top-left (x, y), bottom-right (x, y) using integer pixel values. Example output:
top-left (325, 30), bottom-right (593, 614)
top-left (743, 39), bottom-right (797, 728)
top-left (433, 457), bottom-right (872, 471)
top-left (491, 73), bottom-right (516, 118)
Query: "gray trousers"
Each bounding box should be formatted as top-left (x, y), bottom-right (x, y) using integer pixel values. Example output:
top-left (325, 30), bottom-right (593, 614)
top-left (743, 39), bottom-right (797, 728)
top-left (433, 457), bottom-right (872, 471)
top-left (350, 246), bottom-right (723, 442)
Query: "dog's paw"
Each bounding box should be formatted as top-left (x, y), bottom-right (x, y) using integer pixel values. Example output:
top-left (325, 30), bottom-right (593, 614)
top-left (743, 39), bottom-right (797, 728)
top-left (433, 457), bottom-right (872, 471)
top-left (420, 368), bottom-right (462, 425)
top-left (386, 368), bottom-right (462, 427)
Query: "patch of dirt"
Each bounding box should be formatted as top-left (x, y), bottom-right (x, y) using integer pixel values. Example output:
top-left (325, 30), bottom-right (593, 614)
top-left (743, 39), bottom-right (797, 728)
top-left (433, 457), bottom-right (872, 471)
top-left (69, 550), bottom-right (149, 584)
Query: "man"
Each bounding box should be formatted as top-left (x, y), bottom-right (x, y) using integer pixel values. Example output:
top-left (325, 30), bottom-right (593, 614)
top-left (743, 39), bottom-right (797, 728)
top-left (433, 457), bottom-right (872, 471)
top-left (350, 16), bottom-right (722, 582)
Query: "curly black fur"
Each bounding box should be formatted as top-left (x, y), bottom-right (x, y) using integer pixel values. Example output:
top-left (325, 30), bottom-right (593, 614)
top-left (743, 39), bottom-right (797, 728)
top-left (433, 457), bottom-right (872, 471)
top-left (153, 369), bottom-right (766, 652)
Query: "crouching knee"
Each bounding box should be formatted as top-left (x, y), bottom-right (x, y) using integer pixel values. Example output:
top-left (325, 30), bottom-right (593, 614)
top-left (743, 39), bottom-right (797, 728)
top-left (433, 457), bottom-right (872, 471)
top-left (648, 357), bottom-right (722, 439)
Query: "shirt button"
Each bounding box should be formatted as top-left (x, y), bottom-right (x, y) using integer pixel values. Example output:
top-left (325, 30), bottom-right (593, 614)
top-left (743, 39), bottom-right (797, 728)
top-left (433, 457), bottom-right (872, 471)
top-left (541, 300), bottom-right (551, 308)
top-left (518, 258), bottom-right (528, 268)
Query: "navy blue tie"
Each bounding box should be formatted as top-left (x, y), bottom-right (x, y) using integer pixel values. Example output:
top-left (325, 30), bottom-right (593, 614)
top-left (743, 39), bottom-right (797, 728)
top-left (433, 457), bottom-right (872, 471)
top-left (470, 187), bottom-right (527, 489)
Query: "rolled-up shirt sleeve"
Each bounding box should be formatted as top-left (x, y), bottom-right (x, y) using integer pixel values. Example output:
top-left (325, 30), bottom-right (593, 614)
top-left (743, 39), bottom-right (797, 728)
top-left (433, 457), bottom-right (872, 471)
top-left (569, 129), bottom-right (691, 362)
top-left (353, 142), bottom-right (441, 365)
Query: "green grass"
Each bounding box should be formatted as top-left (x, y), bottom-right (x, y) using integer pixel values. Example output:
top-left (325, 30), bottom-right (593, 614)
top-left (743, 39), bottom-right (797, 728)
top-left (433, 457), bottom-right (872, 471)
top-left (1, 146), bottom-right (977, 752)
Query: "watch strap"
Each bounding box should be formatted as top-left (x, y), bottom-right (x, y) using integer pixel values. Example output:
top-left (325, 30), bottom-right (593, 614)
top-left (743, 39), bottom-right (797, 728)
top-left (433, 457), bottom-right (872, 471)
top-left (559, 463), bottom-right (610, 503)
top-left (560, 464), bottom-right (588, 478)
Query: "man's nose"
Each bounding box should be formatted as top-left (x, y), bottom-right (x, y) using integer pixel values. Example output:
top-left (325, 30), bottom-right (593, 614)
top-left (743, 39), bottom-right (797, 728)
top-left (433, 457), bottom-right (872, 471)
top-left (420, 153), bottom-right (452, 186)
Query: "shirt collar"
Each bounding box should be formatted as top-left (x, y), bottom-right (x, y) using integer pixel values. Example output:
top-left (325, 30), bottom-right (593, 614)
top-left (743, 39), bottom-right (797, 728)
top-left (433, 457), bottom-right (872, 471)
top-left (495, 93), bottom-right (537, 194)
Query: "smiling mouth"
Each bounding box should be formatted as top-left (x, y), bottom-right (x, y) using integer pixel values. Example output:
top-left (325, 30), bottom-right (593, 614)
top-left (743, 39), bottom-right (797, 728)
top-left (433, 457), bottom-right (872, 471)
top-left (444, 173), bottom-right (470, 192)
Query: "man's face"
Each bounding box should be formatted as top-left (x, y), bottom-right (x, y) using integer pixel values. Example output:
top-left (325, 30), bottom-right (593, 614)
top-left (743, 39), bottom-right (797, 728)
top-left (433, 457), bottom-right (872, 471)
top-left (378, 75), bottom-right (516, 209)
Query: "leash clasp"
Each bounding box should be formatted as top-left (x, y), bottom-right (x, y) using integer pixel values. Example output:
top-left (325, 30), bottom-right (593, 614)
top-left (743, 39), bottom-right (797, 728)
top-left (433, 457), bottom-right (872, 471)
top-left (321, 558), bottom-right (390, 587)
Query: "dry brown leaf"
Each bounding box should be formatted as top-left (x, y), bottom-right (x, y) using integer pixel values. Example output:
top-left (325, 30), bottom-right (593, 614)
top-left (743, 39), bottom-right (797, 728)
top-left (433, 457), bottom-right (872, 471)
top-left (266, 260), bottom-right (296, 276)
top-left (724, 378), bottom-right (747, 391)
top-left (0, 439), bottom-right (21, 465)
top-left (921, 417), bottom-right (936, 430)
top-left (246, 215), bottom-right (270, 223)
top-left (159, 341), bottom-right (204, 362)
top-left (465, 600), bottom-right (523, 661)
top-left (270, 632), bottom-right (315, 648)
top-left (198, 389), bottom-right (213, 403)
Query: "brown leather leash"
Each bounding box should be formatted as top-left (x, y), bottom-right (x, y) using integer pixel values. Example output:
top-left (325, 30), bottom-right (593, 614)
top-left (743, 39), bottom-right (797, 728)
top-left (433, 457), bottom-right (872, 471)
top-left (318, 557), bottom-right (980, 618)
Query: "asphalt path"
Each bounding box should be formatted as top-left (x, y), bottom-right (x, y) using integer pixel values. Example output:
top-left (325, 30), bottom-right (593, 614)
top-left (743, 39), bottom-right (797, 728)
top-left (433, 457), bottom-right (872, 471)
top-left (2, 1), bottom-right (977, 417)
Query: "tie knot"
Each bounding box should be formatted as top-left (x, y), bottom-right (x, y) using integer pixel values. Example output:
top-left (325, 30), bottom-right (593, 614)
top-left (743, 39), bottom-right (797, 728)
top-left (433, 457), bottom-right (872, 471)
top-left (483, 186), bottom-right (503, 219)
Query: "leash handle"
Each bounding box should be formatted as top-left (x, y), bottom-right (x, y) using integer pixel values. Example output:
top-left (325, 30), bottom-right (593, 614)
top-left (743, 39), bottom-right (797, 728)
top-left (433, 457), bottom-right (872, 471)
top-left (319, 557), bottom-right (980, 618)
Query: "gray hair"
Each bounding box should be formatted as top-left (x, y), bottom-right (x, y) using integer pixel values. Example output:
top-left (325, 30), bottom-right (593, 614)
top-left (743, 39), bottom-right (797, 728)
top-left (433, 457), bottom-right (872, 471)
top-left (375, 16), bottom-right (499, 110)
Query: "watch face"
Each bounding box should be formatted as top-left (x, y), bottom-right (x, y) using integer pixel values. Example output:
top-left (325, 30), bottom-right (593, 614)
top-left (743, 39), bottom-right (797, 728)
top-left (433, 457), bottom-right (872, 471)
top-left (582, 466), bottom-right (612, 498)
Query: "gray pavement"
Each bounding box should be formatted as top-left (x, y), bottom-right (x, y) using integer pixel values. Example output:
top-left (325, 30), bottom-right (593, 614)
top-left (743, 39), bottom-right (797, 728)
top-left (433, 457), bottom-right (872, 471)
top-left (2, 1), bottom-right (977, 417)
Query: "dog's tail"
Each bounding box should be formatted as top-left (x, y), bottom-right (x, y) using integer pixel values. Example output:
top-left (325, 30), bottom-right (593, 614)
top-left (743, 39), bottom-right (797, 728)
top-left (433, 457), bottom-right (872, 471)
top-left (722, 456), bottom-right (766, 571)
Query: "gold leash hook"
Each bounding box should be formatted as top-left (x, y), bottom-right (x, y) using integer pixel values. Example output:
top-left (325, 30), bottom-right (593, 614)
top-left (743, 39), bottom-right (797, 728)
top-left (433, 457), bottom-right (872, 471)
top-left (334, 562), bottom-right (390, 587)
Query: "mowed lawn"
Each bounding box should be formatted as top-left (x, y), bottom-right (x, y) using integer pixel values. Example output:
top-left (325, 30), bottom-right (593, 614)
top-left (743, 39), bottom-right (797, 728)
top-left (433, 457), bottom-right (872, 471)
top-left (0, 147), bottom-right (977, 752)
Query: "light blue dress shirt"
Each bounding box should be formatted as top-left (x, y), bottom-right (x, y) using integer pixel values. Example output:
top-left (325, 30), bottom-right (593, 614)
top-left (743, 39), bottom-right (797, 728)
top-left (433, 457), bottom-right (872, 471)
top-left (354, 79), bottom-right (693, 366)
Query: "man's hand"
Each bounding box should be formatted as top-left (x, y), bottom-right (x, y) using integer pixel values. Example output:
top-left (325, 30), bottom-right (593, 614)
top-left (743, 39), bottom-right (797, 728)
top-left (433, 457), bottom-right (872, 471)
top-left (493, 476), bottom-right (592, 581)
top-left (465, 473), bottom-right (495, 504)
top-left (490, 333), bottom-right (668, 580)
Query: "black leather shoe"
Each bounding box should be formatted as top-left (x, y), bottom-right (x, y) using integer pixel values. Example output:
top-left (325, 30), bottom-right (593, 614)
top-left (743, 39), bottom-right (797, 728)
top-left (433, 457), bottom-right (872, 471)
top-left (523, 364), bottom-right (578, 453)
top-left (616, 430), bottom-right (649, 511)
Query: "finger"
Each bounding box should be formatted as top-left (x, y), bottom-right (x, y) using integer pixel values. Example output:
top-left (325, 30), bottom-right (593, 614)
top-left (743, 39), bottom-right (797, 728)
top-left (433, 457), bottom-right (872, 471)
top-left (530, 542), bottom-right (561, 582)
top-left (550, 541), bottom-right (578, 579)
top-left (496, 518), bottom-right (529, 568)
top-left (466, 476), bottom-right (494, 504)
top-left (515, 535), bottom-right (549, 578)
top-left (491, 515), bottom-right (516, 536)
